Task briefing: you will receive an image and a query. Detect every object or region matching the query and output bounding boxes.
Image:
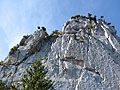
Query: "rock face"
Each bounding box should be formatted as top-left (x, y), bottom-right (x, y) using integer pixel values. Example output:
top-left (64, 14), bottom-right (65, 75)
top-left (0, 15), bottom-right (120, 90)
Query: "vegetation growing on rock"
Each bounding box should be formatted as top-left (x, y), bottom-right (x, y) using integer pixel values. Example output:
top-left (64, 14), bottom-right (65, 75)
top-left (49, 30), bottom-right (61, 38)
top-left (78, 37), bottom-right (84, 43)
top-left (0, 14), bottom-right (118, 90)
top-left (112, 26), bottom-right (115, 28)
top-left (38, 26), bottom-right (40, 29)
top-left (88, 13), bottom-right (92, 20)
top-left (0, 81), bottom-right (6, 90)
top-left (9, 46), bottom-right (18, 55)
top-left (19, 35), bottom-right (29, 46)
top-left (20, 58), bottom-right (54, 90)
top-left (72, 34), bottom-right (77, 40)
top-left (7, 72), bottom-right (12, 78)
top-left (101, 16), bottom-right (104, 19)
top-left (0, 59), bottom-right (54, 90)
top-left (72, 34), bottom-right (84, 43)
top-left (70, 13), bottom-right (115, 29)
top-left (0, 61), bottom-right (3, 65)
top-left (107, 22), bottom-right (111, 25)
top-left (41, 26), bottom-right (46, 31)
top-left (0, 80), bottom-right (18, 90)
top-left (88, 24), bottom-right (93, 29)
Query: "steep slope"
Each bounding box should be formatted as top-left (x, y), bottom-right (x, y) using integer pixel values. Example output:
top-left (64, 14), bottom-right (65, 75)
top-left (0, 15), bottom-right (120, 90)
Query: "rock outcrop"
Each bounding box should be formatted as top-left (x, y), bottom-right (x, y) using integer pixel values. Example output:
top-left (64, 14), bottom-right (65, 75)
top-left (0, 15), bottom-right (120, 90)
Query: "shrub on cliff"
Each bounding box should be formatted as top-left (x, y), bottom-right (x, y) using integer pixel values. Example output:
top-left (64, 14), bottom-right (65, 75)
top-left (107, 22), bottom-right (111, 25)
top-left (41, 26), bottom-right (46, 32)
top-left (9, 46), bottom-right (18, 55)
top-left (101, 16), bottom-right (104, 19)
top-left (0, 61), bottom-right (3, 65)
top-left (88, 24), bottom-right (93, 29)
top-left (49, 30), bottom-right (60, 38)
top-left (38, 26), bottom-right (40, 29)
top-left (88, 13), bottom-right (92, 19)
top-left (72, 34), bottom-right (77, 40)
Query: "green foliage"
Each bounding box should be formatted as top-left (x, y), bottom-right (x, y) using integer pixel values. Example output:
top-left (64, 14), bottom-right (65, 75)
top-left (107, 22), bottom-right (111, 25)
top-left (9, 46), bottom-right (18, 55)
top-left (37, 26), bottom-right (46, 31)
top-left (93, 15), bottom-right (97, 22)
top-left (88, 24), bottom-right (93, 29)
top-left (88, 13), bottom-right (92, 19)
top-left (23, 35), bottom-right (29, 39)
top-left (42, 26), bottom-right (46, 31)
top-left (71, 15), bottom-right (80, 19)
top-left (20, 58), bottom-right (54, 90)
top-left (78, 37), bottom-right (84, 43)
top-left (19, 35), bottom-right (29, 46)
top-left (38, 26), bottom-right (40, 29)
top-left (7, 72), bottom-right (12, 78)
top-left (94, 15), bottom-right (96, 18)
top-left (45, 32), bottom-right (49, 38)
top-left (75, 15), bottom-right (80, 18)
top-left (71, 16), bottom-right (75, 19)
top-left (0, 81), bottom-right (6, 90)
top-left (49, 30), bottom-right (60, 38)
top-left (9, 48), bottom-right (14, 55)
top-left (74, 19), bottom-right (79, 22)
top-left (72, 34), bottom-right (84, 43)
top-left (112, 26), bottom-right (115, 28)
top-left (81, 16), bottom-right (87, 18)
top-left (0, 61), bottom-right (3, 65)
top-left (0, 80), bottom-right (19, 90)
top-left (1, 82), bottom-right (18, 90)
top-left (101, 16), bottom-right (104, 18)
top-left (3, 73), bottom-right (7, 77)
top-left (19, 40), bottom-right (24, 46)
top-left (8, 84), bottom-right (18, 90)
top-left (72, 34), bottom-right (77, 40)
top-left (13, 46), bottom-right (17, 51)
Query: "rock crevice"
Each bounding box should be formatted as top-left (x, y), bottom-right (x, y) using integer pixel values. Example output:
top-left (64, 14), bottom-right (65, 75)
top-left (0, 15), bottom-right (120, 90)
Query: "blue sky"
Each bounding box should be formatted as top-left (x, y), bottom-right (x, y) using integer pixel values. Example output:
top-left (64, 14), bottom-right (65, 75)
top-left (0, 0), bottom-right (120, 61)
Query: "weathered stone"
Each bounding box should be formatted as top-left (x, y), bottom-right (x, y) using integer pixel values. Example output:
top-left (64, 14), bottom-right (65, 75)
top-left (0, 16), bottom-right (120, 90)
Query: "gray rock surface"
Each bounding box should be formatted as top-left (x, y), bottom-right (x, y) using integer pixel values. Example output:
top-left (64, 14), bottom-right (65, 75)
top-left (0, 15), bottom-right (120, 90)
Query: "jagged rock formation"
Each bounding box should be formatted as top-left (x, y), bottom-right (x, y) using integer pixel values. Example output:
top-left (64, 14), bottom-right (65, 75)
top-left (0, 15), bottom-right (120, 90)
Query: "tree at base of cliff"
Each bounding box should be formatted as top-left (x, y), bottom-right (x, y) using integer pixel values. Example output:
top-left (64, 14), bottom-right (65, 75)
top-left (20, 58), bottom-right (54, 90)
top-left (0, 81), bottom-right (6, 90)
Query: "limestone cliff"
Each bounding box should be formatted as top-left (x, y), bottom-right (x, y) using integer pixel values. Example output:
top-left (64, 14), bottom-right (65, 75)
top-left (0, 15), bottom-right (120, 90)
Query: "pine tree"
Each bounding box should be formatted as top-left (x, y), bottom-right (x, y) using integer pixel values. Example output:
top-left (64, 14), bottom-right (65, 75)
top-left (20, 58), bottom-right (54, 90)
